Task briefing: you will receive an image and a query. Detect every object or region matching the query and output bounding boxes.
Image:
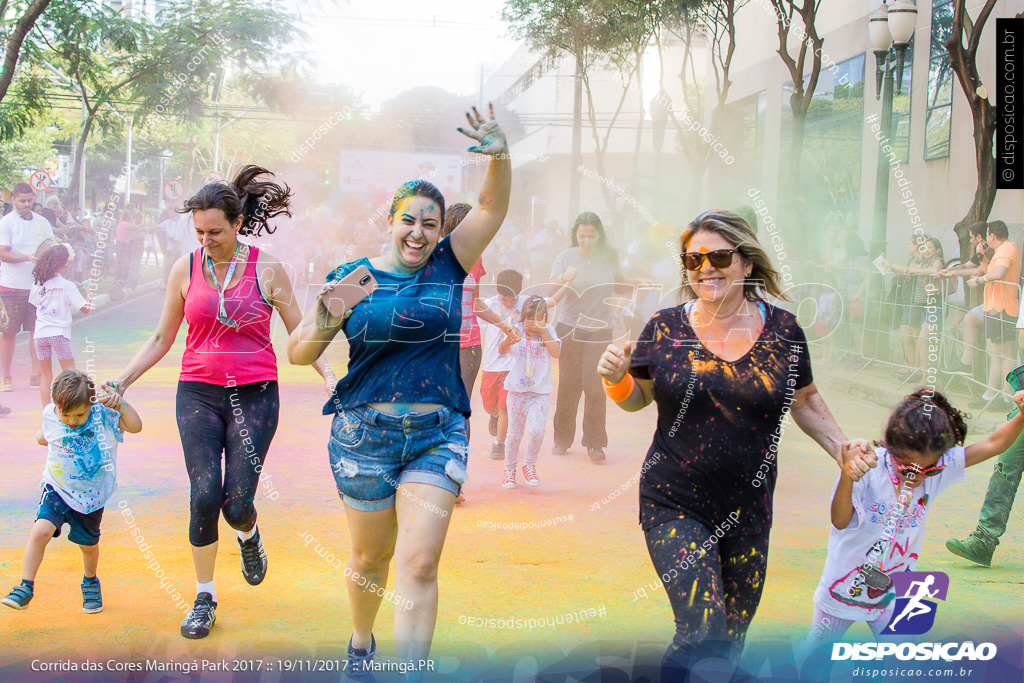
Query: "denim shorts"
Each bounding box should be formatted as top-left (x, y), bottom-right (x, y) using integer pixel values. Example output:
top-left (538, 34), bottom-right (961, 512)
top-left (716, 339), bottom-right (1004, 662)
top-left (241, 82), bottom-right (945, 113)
top-left (37, 485), bottom-right (104, 546)
top-left (329, 405), bottom-right (468, 511)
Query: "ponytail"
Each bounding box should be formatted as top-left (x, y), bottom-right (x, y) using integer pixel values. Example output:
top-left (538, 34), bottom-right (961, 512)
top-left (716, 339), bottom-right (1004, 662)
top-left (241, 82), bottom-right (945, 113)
top-left (180, 165), bottom-right (293, 238)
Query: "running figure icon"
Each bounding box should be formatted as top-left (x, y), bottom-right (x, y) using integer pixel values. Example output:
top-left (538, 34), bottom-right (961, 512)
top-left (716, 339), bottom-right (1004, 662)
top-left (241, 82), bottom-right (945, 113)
top-left (887, 574), bottom-right (939, 629)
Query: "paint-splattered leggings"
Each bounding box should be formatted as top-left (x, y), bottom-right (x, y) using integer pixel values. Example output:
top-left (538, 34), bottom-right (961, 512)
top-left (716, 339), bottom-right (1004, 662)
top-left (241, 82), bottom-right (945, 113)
top-left (176, 380), bottom-right (279, 547)
top-left (504, 391), bottom-right (550, 469)
top-left (644, 516), bottom-right (770, 671)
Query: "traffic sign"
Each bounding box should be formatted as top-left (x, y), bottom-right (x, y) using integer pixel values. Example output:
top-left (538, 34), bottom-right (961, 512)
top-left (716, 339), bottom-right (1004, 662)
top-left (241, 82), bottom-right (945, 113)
top-left (29, 170), bottom-right (51, 192)
top-left (163, 178), bottom-right (185, 201)
top-left (204, 171), bottom-right (224, 184)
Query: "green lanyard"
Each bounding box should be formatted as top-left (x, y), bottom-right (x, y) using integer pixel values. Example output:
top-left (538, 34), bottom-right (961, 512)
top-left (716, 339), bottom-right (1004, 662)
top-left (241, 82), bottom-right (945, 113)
top-left (206, 245), bottom-right (242, 328)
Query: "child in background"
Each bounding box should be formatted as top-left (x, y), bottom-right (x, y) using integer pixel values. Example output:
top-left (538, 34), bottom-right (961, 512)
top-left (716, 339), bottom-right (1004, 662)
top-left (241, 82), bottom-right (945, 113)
top-left (1, 370), bottom-right (142, 613)
top-left (798, 388), bottom-right (1024, 659)
top-left (478, 269), bottom-right (575, 460)
top-left (499, 296), bottom-right (560, 488)
top-left (30, 244), bottom-right (90, 407)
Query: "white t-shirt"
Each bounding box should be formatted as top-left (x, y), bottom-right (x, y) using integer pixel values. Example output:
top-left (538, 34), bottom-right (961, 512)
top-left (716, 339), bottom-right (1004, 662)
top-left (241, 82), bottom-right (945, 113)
top-left (0, 211), bottom-right (54, 289)
top-left (170, 214), bottom-right (200, 256)
top-left (41, 402), bottom-right (123, 513)
top-left (480, 294), bottom-right (528, 373)
top-left (502, 322), bottom-right (560, 394)
top-left (30, 275), bottom-right (88, 339)
top-left (812, 446), bottom-right (966, 621)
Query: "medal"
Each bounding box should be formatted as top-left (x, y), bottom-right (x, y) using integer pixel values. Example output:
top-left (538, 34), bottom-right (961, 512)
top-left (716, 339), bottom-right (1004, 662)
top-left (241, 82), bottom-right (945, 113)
top-left (206, 245), bottom-right (243, 328)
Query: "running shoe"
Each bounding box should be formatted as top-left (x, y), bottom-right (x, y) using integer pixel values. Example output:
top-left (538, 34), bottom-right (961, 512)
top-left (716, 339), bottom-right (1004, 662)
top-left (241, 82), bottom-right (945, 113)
top-left (522, 464), bottom-right (539, 486)
top-left (488, 414), bottom-right (498, 436)
top-left (346, 634), bottom-right (377, 683)
top-left (489, 442), bottom-right (505, 460)
top-left (502, 469), bottom-right (516, 488)
top-left (181, 593), bottom-right (217, 639)
top-left (552, 444), bottom-right (568, 456)
top-left (1, 583), bottom-right (33, 609)
top-left (0, 377), bottom-right (11, 392)
top-left (29, 374), bottom-right (40, 388)
top-left (238, 527), bottom-right (268, 585)
top-left (588, 447), bottom-right (606, 462)
top-left (81, 577), bottom-right (102, 613)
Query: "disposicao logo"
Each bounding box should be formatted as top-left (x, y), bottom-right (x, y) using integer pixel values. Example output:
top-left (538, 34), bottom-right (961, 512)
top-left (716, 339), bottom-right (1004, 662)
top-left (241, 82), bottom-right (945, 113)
top-left (832, 572), bottom-right (997, 662)
top-left (882, 571), bottom-right (949, 635)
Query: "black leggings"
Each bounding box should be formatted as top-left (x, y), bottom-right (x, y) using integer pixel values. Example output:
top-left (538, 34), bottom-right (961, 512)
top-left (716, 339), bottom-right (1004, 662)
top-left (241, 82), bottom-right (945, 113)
top-left (644, 517), bottom-right (770, 674)
top-left (176, 380), bottom-right (279, 547)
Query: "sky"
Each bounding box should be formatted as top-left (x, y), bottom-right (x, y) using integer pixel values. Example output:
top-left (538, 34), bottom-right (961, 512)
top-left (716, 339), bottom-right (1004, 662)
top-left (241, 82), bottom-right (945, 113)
top-left (291, 0), bottom-right (524, 110)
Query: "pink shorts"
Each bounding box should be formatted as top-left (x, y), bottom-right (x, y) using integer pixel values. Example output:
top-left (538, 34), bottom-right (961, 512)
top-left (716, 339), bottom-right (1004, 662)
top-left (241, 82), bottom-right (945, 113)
top-left (35, 335), bottom-right (73, 360)
top-left (480, 371), bottom-right (509, 412)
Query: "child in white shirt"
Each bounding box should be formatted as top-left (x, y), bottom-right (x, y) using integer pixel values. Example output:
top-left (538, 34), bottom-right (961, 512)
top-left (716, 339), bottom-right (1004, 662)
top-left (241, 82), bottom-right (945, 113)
top-left (799, 388), bottom-right (1024, 658)
top-left (30, 244), bottom-right (89, 406)
top-left (498, 296), bottom-right (560, 488)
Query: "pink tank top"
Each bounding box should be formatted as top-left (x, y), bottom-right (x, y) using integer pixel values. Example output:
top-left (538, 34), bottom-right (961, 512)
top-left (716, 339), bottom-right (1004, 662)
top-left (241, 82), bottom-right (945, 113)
top-left (180, 246), bottom-right (277, 386)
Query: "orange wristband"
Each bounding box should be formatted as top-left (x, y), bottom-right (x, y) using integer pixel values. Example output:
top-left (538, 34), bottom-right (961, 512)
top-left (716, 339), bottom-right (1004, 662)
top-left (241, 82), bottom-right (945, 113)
top-left (602, 374), bottom-right (635, 402)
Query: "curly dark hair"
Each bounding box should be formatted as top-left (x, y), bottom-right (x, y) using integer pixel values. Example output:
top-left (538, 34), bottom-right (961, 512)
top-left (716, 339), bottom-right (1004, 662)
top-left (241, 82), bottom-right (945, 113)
top-left (180, 165), bottom-right (293, 238)
top-left (33, 244), bottom-right (71, 285)
top-left (883, 388), bottom-right (968, 456)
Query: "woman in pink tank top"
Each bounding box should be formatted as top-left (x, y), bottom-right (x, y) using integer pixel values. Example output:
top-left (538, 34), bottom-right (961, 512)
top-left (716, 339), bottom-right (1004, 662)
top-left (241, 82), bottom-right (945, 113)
top-left (107, 166), bottom-right (333, 640)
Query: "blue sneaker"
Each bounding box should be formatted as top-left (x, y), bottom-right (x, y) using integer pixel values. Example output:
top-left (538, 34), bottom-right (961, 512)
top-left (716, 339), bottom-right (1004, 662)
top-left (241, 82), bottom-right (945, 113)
top-left (1, 583), bottom-right (33, 610)
top-left (81, 577), bottom-right (103, 613)
top-left (346, 634), bottom-right (376, 683)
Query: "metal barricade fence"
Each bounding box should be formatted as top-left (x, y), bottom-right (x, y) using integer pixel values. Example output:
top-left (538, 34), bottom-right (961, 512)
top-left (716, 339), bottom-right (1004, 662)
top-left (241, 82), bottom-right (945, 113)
top-left (802, 262), bottom-right (1013, 402)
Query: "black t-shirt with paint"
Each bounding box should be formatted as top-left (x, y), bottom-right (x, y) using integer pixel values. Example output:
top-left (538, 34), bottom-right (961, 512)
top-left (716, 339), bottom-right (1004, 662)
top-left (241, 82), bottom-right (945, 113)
top-left (629, 301), bottom-right (814, 536)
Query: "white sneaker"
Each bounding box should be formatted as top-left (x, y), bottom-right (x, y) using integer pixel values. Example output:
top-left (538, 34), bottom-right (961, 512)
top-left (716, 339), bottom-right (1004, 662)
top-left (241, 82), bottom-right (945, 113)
top-left (522, 464), bottom-right (539, 486)
top-left (501, 469), bottom-right (516, 488)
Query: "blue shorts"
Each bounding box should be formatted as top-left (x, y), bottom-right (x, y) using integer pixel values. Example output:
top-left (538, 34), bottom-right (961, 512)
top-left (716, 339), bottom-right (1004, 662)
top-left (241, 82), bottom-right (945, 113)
top-left (329, 405), bottom-right (468, 512)
top-left (37, 485), bottom-right (104, 546)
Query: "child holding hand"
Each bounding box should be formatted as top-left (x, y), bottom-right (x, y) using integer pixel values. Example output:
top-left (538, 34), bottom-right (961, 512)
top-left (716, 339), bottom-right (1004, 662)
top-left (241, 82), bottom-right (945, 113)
top-left (499, 296), bottom-right (560, 488)
top-left (799, 388), bottom-right (1024, 655)
top-left (1, 370), bottom-right (141, 613)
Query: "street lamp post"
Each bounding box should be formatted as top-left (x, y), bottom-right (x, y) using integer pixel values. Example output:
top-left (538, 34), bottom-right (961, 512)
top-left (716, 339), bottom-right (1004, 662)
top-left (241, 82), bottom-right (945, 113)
top-left (869, 0), bottom-right (917, 258)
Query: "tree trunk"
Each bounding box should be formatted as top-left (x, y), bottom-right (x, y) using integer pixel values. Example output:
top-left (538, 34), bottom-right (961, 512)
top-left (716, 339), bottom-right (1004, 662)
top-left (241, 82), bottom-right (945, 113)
top-left (0, 0), bottom-right (50, 104)
top-left (952, 100), bottom-right (997, 259)
top-left (67, 106), bottom-right (98, 205)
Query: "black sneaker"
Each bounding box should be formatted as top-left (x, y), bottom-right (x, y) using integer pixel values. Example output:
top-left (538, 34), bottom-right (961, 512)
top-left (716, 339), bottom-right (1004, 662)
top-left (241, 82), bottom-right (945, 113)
top-left (346, 634), bottom-right (377, 683)
top-left (488, 414), bottom-right (498, 436)
top-left (81, 577), bottom-right (103, 613)
top-left (588, 447), bottom-right (606, 462)
top-left (1, 583), bottom-right (33, 610)
top-left (181, 593), bottom-right (217, 639)
top-left (552, 444), bottom-right (568, 456)
top-left (238, 527), bottom-right (267, 585)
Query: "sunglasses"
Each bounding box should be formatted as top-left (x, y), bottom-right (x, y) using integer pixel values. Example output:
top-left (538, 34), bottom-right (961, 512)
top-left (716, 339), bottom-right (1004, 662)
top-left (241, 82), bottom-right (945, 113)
top-left (682, 249), bottom-right (739, 271)
top-left (888, 453), bottom-right (945, 479)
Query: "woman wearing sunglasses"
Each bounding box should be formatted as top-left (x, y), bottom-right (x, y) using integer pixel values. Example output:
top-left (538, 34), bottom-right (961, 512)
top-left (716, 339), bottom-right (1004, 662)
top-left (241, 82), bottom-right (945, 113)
top-left (597, 210), bottom-right (870, 672)
top-left (796, 387), bottom-right (1024, 664)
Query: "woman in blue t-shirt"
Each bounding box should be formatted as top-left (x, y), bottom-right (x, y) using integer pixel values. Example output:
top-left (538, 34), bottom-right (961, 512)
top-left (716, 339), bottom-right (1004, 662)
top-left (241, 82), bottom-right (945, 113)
top-left (288, 106), bottom-right (509, 679)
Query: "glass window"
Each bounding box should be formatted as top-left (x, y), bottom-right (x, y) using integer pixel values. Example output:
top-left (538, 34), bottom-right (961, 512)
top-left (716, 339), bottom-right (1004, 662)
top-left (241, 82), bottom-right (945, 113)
top-left (891, 38), bottom-right (914, 163)
top-left (925, 0), bottom-right (954, 160)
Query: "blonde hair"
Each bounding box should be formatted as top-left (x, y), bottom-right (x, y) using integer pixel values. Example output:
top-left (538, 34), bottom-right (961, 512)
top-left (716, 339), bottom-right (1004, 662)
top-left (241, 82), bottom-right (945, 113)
top-left (679, 210), bottom-right (789, 302)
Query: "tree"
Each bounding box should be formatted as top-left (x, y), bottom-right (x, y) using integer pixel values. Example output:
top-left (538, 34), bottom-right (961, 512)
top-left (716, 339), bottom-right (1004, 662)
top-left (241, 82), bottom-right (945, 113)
top-left (768, 0), bottom-right (823, 191)
top-left (503, 0), bottom-right (657, 228)
top-left (0, 0), bottom-right (52, 104)
top-left (39, 0), bottom-right (302, 202)
top-left (658, 0), bottom-right (745, 210)
top-left (945, 0), bottom-right (1002, 257)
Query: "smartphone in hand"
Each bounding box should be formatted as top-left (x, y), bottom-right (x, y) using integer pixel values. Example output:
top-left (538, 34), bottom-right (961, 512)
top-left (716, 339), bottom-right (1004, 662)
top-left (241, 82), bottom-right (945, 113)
top-left (321, 265), bottom-right (378, 319)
